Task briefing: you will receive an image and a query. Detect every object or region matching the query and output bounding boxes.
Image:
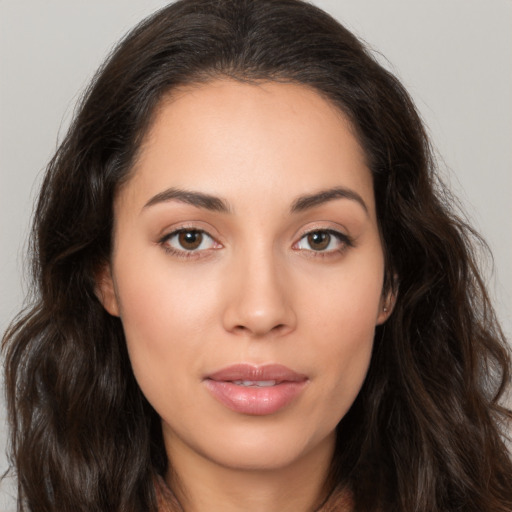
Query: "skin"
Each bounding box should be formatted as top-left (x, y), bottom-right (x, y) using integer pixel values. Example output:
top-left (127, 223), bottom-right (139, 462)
top-left (98, 80), bottom-right (394, 512)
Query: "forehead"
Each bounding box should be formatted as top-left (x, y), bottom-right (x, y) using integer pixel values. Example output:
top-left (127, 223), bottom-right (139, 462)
top-left (120, 79), bottom-right (374, 216)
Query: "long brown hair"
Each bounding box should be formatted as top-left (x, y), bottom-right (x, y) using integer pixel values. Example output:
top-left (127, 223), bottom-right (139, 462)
top-left (3, 1), bottom-right (511, 511)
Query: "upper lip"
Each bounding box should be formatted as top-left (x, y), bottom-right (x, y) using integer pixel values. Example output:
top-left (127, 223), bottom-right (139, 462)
top-left (206, 364), bottom-right (307, 383)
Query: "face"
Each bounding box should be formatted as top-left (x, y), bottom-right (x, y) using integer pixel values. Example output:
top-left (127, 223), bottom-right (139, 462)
top-left (98, 80), bottom-right (392, 474)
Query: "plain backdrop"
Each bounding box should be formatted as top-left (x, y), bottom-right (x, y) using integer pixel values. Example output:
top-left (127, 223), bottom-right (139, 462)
top-left (1, 0), bottom-right (511, 508)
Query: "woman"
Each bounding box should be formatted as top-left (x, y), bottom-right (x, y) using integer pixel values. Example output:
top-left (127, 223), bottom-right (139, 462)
top-left (3, 0), bottom-right (511, 511)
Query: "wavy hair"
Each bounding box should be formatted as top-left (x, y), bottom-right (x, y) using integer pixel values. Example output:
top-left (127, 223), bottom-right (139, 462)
top-left (3, 0), bottom-right (512, 511)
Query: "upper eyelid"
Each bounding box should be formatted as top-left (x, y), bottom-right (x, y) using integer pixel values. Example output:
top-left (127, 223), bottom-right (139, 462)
top-left (160, 228), bottom-right (219, 246)
top-left (297, 229), bottom-right (351, 243)
top-left (157, 223), bottom-right (352, 248)
top-left (295, 225), bottom-right (351, 241)
top-left (158, 223), bottom-right (220, 242)
top-left (160, 226), bottom-right (208, 239)
top-left (159, 228), bottom-right (221, 257)
top-left (299, 227), bottom-right (347, 237)
top-left (294, 227), bottom-right (354, 251)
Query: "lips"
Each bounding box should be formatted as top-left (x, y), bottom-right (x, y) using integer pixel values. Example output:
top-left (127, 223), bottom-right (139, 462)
top-left (203, 364), bottom-right (308, 415)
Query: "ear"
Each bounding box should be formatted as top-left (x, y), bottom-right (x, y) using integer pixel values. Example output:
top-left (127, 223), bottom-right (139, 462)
top-left (376, 279), bottom-right (398, 325)
top-left (95, 264), bottom-right (120, 317)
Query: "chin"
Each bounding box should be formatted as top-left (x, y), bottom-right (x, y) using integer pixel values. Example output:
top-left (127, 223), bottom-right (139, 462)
top-left (175, 419), bottom-right (336, 473)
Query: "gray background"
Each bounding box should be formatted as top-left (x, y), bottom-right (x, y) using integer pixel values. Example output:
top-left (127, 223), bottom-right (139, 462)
top-left (1, 0), bottom-right (511, 508)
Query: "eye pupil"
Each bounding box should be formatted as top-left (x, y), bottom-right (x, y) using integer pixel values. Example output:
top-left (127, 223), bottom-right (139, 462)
top-left (308, 231), bottom-right (330, 251)
top-left (178, 230), bottom-right (203, 250)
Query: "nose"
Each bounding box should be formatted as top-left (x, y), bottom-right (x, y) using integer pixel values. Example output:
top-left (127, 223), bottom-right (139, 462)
top-left (221, 248), bottom-right (297, 338)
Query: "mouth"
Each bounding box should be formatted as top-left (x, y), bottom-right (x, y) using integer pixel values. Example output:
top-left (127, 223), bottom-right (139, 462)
top-left (230, 380), bottom-right (278, 387)
top-left (204, 364), bottom-right (308, 415)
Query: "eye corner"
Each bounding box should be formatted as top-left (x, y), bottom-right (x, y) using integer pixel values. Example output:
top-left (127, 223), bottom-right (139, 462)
top-left (158, 227), bottom-right (222, 259)
top-left (293, 228), bottom-right (354, 255)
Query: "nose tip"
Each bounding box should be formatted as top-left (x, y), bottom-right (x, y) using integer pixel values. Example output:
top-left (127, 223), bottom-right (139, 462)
top-left (222, 262), bottom-right (297, 338)
top-left (230, 314), bottom-right (292, 338)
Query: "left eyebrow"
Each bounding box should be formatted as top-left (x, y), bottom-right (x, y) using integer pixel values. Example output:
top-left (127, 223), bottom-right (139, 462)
top-left (290, 187), bottom-right (369, 214)
top-left (142, 187), bottom-right (231, 213)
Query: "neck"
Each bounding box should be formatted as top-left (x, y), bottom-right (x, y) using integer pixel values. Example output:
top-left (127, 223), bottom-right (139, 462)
top-left (163, 433), bottom-right (337, 512)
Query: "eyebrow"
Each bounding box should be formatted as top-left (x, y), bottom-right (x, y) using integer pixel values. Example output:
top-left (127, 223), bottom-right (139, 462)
top-left (143, 187), bottom-right (231, 213)
top-left (290, 187), bottom-right (368, 214)
top-left (142, 185), bottom-right (368, 215)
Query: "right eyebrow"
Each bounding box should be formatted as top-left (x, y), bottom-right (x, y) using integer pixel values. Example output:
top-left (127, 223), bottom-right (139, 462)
top-left (290, 186), bottom-right (368, 215)
top-left (142, 187), bottom-right (231, 213)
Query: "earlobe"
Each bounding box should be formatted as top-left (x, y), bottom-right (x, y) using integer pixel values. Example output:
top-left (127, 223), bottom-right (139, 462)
top-left (376, 281), bottom-right (398, 325)
top-left (376, 296), bottom-right (395, 325)
top-left (95, 264), bottom-right (120, 317)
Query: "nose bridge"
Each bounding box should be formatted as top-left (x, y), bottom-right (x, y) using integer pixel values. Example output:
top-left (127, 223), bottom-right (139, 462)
top-left (222, 239), bottom-right (296, 337)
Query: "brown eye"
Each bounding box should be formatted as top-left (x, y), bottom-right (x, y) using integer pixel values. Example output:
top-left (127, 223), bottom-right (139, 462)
top-left (160, 228), bottom-right (219, 256)
top-left (178, 230), bottom-right (203, 250)
top-left (294, 229), bottom-right (351, 254)
top-left (307, 231), bottom-right (331, 251)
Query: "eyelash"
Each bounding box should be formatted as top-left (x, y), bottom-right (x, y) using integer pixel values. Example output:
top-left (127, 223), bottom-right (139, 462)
top-left (159, 228), bottom-right (220, 259)
top-left (158, 227), bottom-right (353, 259)
top-left (293, 228), bottom-right (354, 257)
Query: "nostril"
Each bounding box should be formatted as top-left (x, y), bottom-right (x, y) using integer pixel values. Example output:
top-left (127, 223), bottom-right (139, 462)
top-left (231, 322), bottom-right (288, 337)
top-left (222, 290), bottom-right (297, 337)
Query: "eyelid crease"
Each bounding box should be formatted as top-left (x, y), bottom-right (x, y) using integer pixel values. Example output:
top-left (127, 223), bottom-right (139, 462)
top-left (300, 228), bottom-right (353, 243)
top-left (293, 228), bottom-right (355, 256)
top-left (156, 220), bottom-right (222, 242)
top-left (293, 220), bottom-right (354, 242)
top-left (156, 223), bottom-right (355, 261)
top-left (159, 227), bottom-right (218, 245)
top-left (158, 227), bottom-right (222, 260)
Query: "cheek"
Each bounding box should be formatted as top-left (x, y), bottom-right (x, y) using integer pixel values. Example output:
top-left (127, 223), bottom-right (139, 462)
top-left (313, 296), bottom-right (376, 389)
top-left (112, 255), bottom-right (222, 391)
top-left (303, 254), bottom-right (384, 340)
top-left (299, 258), bottom-right (383, 404)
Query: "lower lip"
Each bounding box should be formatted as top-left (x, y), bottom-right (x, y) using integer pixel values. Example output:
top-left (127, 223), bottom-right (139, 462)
top-left (204, 380), bottom-right (307, 415)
